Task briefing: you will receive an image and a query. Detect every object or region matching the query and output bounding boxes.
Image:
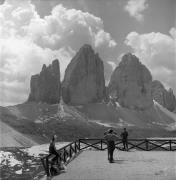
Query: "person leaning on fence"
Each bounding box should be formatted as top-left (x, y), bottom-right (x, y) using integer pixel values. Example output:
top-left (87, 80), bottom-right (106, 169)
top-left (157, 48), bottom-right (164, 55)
top-left (49, 135), bottom-right (60, 163)
top-left (120, 128), bottom-right (128, 151)
top-left (104, 129), bottom-right (118, 163)
top-left (46, 135), bottom-right (61, 176)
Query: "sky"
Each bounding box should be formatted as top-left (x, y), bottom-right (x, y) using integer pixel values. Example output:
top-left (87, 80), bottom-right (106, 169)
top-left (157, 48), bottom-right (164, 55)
top-left (0, 0), bottom-right (175, 106)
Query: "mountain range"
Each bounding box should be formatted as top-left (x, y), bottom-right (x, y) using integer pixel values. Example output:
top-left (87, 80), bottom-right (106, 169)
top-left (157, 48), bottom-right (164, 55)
top-left (0, 44), bottom-right (176, 147)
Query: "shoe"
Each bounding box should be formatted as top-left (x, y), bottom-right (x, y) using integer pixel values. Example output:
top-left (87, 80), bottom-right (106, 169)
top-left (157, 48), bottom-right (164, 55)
top-left (109, 159), bottom-right (114, 163)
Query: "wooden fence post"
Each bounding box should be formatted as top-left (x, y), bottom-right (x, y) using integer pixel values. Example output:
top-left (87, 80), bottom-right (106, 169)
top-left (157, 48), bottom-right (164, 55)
top-left (101, 139), bottom-right (103, 150)
top-left (63, 149), bottom-right (66, 163)
top-left (145, 139), bottom-right (149, 151)
top-left (74, 141), bottom-right (77, 153)
top-left (45, 157), bottom-right (50, 176)
top-left (169, 140), bottom-right (172, 151)
top-left (78, 139), bottom-right (81, 151)
top-left (70, 145), bottom-right (72, 158)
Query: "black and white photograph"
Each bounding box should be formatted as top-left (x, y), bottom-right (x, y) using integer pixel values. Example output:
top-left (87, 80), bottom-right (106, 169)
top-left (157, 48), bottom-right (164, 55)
top-left (0, 0), bottom-right (176, 179)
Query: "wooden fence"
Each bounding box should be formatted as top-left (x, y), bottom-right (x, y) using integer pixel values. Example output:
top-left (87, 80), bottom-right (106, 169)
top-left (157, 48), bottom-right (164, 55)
top-left (41, 138), bottom-right (176, 175)
top-left (79, 138), bottom-right (176, 151)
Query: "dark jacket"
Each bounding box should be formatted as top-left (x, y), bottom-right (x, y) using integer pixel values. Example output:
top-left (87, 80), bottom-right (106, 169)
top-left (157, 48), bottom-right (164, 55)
top-left (49, 142), bottom-right (58, 155)
top-left (121, 131), bottom-right (128, 141)
top-left (104, 133), bottom-right (118, 150)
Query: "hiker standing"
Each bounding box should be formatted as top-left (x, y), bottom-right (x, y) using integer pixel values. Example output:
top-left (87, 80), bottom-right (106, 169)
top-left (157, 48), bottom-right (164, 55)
top-left (120, 128), bottom-right (128, 151)
top-left (104, 129), bottom-right (118, 163)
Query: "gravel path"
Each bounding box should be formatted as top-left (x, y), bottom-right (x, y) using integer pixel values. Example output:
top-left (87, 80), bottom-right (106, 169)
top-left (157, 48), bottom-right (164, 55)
top-left (42, 150), bottom-right (176, 180)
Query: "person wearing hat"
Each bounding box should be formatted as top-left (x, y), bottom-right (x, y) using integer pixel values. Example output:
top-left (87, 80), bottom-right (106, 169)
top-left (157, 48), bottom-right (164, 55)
top-left (104, 129), bottom-right (118, 163)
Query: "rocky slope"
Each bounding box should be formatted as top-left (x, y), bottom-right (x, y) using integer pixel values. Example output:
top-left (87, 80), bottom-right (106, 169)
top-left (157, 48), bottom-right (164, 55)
top-left (0, 102), bottom-right (107, 145)
top-left (0, 99), bottom-right (175, 148)
top-left (0, 120), bottom-right (37, 147)
top-left (152, 80), bottom-right (176, 112)
top-left (78, 100), bottom-right (176, 133)
top-left (28, 59), bottom-right (61, 104)
top-left (62, 44), bottom-right (106, 105)
top-left (108, 53), bottom-right (153, 110)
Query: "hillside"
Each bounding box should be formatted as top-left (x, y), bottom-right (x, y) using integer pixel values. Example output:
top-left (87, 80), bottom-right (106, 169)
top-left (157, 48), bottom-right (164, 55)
top-left (77, 101), bottom-right (176, 137)
top-left (78, 101), bottom-right (175, 126)
top-left (0, 120), bottom-right (37, 147)
top-left (0, 99), bottom-right (176, 148)
top-left (0, 102), bottom-right (107, 146)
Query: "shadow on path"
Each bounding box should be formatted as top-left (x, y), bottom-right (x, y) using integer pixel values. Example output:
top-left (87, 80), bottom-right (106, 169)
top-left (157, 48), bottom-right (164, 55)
top-left (110, 159), bottom-right (126, 164)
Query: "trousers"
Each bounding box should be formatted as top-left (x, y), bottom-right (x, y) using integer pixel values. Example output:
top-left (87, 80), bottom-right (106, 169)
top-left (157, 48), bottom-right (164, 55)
top-left (108, 147), bottom-right (115, 162)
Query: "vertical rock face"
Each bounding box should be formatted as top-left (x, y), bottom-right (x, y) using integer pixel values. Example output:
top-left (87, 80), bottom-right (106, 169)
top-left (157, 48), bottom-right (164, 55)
top-left (28, 59), bottom-right (61, 104)
top-left (152, 80), bottom-right (176, 111)
top-left (62, 44), bottom-right (106, 105)
top-left (108, 53), bottom-right (153, 110)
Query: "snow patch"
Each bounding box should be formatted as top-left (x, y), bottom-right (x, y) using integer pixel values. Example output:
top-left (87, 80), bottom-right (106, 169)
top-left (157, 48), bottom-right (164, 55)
top-left (151, 121), bottom-right (165, 126)
top-left (95, 121), bottom-right (112, 127)
top-left (15, 169), bottom-right (22, 174)
top-left (88, 120), bottom-right (113, 127)
top-left (115, 102), bottom-right (121, 107)
top-left (89, 118), bottom-right (134, 128)
top-left (0, 151), bottom-right (22, 167)
top-left (57, 103), bottom-right (72, 118)
top-left (34, 119), bottom-right (42, 123)
top-left (117, 118), bottom-right (134, 127)
top-left (166, 122), bottom-right (176, 131)
top-left (23, 142), bottom-right (70, 157)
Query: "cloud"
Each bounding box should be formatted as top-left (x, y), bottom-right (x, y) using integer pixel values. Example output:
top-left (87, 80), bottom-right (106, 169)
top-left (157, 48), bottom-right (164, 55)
top-left (125, 28), bottom-right (176, 93)
top-left (124, 0), bottom-right (148, 21)
top-left (170, 27), bottom-right (176, 39)
top-left (0, 0), bottom-right (117, 106)
top-left (26, 3), bottom-right (117, 51)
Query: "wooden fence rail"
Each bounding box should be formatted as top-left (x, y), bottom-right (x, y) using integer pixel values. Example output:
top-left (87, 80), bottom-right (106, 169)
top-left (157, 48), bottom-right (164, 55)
top-left (79, 138), bottom-right (176, 152)
top-left (41, 138), bottom-right (176, 175)
top-left (41, 140), bottom-right (81, 176)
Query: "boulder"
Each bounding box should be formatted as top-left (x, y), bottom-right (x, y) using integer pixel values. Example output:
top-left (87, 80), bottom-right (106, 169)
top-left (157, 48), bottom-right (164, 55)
top-left (108, 53), bottom-right (153, 110)
top-left (62, 44), bottom-right (106, 105)
top-left (28, 59), bottom-right (61, 104)
top-left (152, 80), bottom-right (176, 111)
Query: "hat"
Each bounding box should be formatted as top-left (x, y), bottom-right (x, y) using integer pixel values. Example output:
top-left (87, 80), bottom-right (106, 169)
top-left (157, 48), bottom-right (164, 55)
top-left (108, 129), bottom-right (113, 133)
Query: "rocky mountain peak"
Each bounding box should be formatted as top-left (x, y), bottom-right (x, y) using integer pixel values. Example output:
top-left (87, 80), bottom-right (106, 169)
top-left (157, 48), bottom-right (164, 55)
top-left (42, 64), bottom-right (47, 71)
top-left (28, 59), bottom-right (61, 104)
top-left (62, 44), bottom-right (106, 105)
top-left (108, 53), bottom-right (153, 110)
top-left (119, 53), bottom-right (140, 66)
top-left (152, 80), bottom-right (176, 111)
top-left (80, 44), bottom-right (93, 51)
top-left (152, 80), bottom-right (164, 89)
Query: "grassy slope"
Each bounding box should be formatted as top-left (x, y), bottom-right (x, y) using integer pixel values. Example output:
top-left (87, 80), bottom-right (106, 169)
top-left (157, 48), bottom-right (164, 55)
top-left (78, 102), bottom-right (175, 126)
top-left (0, 102), bottom-right (107, 146)
top-left (77, 102), bottom-right (176, 138)
top-left (0, 101), bottom-right (175, 147)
